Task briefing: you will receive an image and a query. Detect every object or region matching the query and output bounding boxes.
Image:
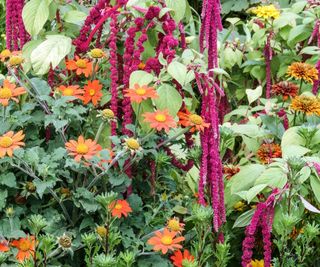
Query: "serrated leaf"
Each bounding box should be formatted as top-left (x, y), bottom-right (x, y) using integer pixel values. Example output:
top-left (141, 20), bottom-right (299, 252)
top-left (0, 173), bottom-right (17, 188)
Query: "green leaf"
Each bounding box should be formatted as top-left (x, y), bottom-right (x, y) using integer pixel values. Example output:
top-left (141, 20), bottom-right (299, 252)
top-left (30, 35), bottom-right (72, 75)
top-left (63, 10), bottom-right (87, 25)
top-left (129, 71), bottom-right (154, 88)
top-left (255, 167), bottom-right (287, 188)
top-left (288, 25), bottom-right (311, 47)
top-left (22, 0), bottom-right (52, 36)
top-left (22, 40), bottom-right (43, 73)
top-left (167, 61), bottom-right (187, 86)
top-left (0, 190), bottom-right (8, 210)
top-left (165, 0), bottom-right (186, 22)
top-left (246, 86), bottom-right (262, 104)
top-left (173, 205), bottom-right (188, 214)
top-left (282, 145), bottom-right (310, 159)
top-left (310, 176), bottom-right (320, 203)
top-left (0, 173), bottom-right (17, 188)
top-left (154, 84), bottom-right (182, 116)
top-left (30, 78), bottom-right (51, 96)
top-left (233, 209), bottom-right (255, 228)
top-left (74, 188), bottom-right (99, 213)
top-left (246, 184), bottom-right (268, 203)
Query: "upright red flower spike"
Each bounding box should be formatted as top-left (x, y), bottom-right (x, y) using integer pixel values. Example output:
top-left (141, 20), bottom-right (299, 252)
top-left (264, 32), bottom-right (274, 99)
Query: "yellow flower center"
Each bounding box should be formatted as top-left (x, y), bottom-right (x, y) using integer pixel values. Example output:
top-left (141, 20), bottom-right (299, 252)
top-left (161, 236), bottom-right (173, 245)
top-left (135, 88), bottom-right (146, 95)
top-left (115, 203), bottom-right (123, 210)
top-left (96, 226), bottom-right (107, 237)
top-left (126, 138), bottom-right (140, 150)
top-left (168, 219), bottom-right (180, 231)
top-left (189, 114), bottom-right (203, 125)
top-left (89, 89), bottom-right (96, 96)
top-left (0, 136), bottom-right (13, 148)
top-left (9, 56), bottom-right (23, 66)
top-left (1, 49), bottom-right (11, 58)
top-left (76, 59), bottom-right (87, 69)
top-left (63, 88), bottom-right (74, 96)
top-left (76, 143), bottom-right (89, 154)
top-left (155, 114), bottom-right (167, 122)
top-left (0, 87), bottom-right (12, 99)
top-left (91, 48), bottom-right (104, 58)
top-left (19, 240), bottom-right (30, 252)
top-left (102, 109), bottom-right (114, 119)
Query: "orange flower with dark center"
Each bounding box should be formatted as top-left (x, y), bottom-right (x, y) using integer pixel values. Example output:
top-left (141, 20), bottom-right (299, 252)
top-left (287, 62), bottom-right (318, 84)
top-left (223, 165), bottom-right (240, 180)
top-left (65, 135), bottom-right (102, 162)
top-left (0, 79), bottom-right (26, 107)
top-left (83, 80), bottom-right (103, 106)
top-left (143, 110), bottom-right (176, 133)
top-left (0, 49), bottom-right (11, 62)
top-left (66, 56), bottom-right (93, 77)
top-left (124, 84), bottom-right (158, 103)
top-left (290, 95), bottom-right (320, 115)
top-left (11, 236), bottom-right (35, 262)
top-left (178, 109), bottom-right (210, 132)
top-left (147, 228), bottom-right (185, 254)
top-left (0, 131), bottom-right (25, 158)
top-left (0, 240), bottom-right (9, 252)
top-left (108, 199), bottom-right (132, 218)
top-left (257, 143), bottom-right (282, 164)
top-left (170, 250), bottom-right (195, 267)
top-left (167, 217), bottom-right (185, 233)
top-left (271, 81), bottom-right (299, 100)
top-left (57, 85), bottom-right (83, 100)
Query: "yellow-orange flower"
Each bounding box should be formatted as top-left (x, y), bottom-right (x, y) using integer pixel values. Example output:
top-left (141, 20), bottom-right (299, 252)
top-left (257, 143), bottom-right (282, 164)
top-left (147, 228), bottom-right (185, 254)
top-left (83, 80), bottom-right (103, 106)
top-left (143, 110), bottom-right (176, 133)
top-left (271, 81), bottom-right (299, 100)
top-left (178, 109), bottom-right (210, 133)
top-left (251, 4), bottom-right (280, 19)
top-left (233, 201), bottom-right (246, 212)
top-left (290, 95), bottom-right (320, 115)
top-left (89, 48), bottom-right (106, 59)
top-left (56, 85), bottom-right (83, 100)
top-left (287, 62), bottom-right (318, 84)
top-left (66, 56), bottom-right (93, 77)
top-left (124, 84), bottom-right (158, 103)
top-left (108, 199), bottom-right (132, 218)
top-left (248, 259), bottom-right (266, 267)
top-left (0, 131), bottom-right (25, 158)
top-left (65, 135), bottom-right (102, 162)
top-left (0, 79), bottom-right (26, 107)
top-left (223, 165), bottom-right (240, 180)
top-left (11, 236), bottom-right (35, 262)
top-left (170, 250), bottom-right (195, 267)
top-left (167, 217), bottom-right (185, 233)
top-left (0, 240), bottom-right (9, 252)
top-left (0, 49), bottom-right (11, 62)
top-left (7, 51), bottom-right (24, 67)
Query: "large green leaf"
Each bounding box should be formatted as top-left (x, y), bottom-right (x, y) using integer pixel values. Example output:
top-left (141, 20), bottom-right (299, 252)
top-left (233, 209), bottom-right (255, 228)
top-left (165, 0), bottom-right (186, 22)
top-left (167, 61), bottom-right (187, 86)
top-left (22, 0), bottom-right (52, 36)
top-left (63, 10), bottom-right (87, 25)
top-left (310, 175), bottom-right (320, 203)
top-left (129, 71), bottom-right (154, 88)
top-left (30, 35), bottom-right (72, 75)
top-left (154, 84), bottom-right (182, 116)
top-left (255, 167), bottom-right (287, 188)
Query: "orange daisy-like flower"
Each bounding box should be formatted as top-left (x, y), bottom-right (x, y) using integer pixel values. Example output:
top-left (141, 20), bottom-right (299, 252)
top-left (271, 81), bottom-right (299, 101)
top-left (56, 85), bottom-right (83, 100)
top-left (0, 49), bottom-right (11, 62)
top-left (290, 95), bottom-right (320, 116)
top-left (143, 109), bottom-right (176, 133)
top-left (223, 165), bottom-right (240, 180)
top-left (0, 240), bottom-right (9, 252)
top-left (83, 80), bottom-right (103, 106)
top-left (108, 199), bottom-right (132, 218)
top-left (170, 250), bottom-right (195, 267)
top-left (124, 84), bottom-right (158, 103)
top-left (287, 62), bottom-right (318, 84)
top-left (167, 217), bottom-right (185, 233)
top-left (147, 228), bottom-right (185, 254)
top-left (66, 55), bottom-right (93, 77)
top-left (0, 131), bottom-right (25, 158)
top-left (11, 236), bottom-right (35, 262)
top-left (178, 109), bottom-right (210, 133)
top-left (65, 135), bottom-right (102, 162)
top-left (257, 143), bottom-right (282, 164)
top-left (0, 79), bottom-right (26, 107)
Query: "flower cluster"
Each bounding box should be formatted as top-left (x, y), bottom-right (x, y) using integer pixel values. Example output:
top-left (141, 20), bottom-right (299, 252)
top-left (251, 5), bottom-right (280, 20)
top-left (257, 143), bottom-right (282, 164)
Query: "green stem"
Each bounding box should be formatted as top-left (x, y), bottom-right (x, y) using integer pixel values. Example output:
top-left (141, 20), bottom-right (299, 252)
top-left (156, 127), bottom-right (191, 148)
top-left (95, 121), bottom-right (105, 142)
top-left (134, 104), bottom-right (141, 137)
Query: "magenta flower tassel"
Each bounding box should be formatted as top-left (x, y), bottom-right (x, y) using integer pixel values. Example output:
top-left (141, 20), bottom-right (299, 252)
top-left (264, 32), bottom-right (274, 99)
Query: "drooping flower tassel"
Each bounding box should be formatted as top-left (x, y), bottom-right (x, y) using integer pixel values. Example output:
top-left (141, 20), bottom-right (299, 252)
top-left (309, 20), bottom-right (320, 95)
top-left (312, 61), bottom-right (320, 95)
top-left (264, 32), bottom-right (274, 99)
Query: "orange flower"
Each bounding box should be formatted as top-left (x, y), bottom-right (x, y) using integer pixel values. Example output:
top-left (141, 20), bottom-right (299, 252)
top-left (56, 85), bottom-right (83, 100)
top-left (138, 62), bottom-right (146, 70)
top-left (0, 131), bottom-right (25, 158)
top-left (11, 236), bottom-right (35, 262)
top-left (65, 135), bottom-right (102, 162)
top-left (66, 55), bottom-right (93, 77)
top-left (257, 143), bottom-right (282, 164)
top-left (287, 62), bottom-right (318, 84)
top-left (147, 228), bottom-right (185, 254)
top-left (0, 49), bottom-right (11, 62)
top-left (178, 109), bottom-right (210, 132)
top-left (108, 199), bottom-right (132, 218)
top-left (0, 79), bottom-right (26, 107)
top-left (223, 165), bottom-right (240, 180)
top-left (271, 81), bottom-right (299, 100)
top-left (83, 80), bottom-right (103, 106)
top-left (167, 217), bottom-right (185, 233)
top-left (124, 84), bottom-right (158, 103)
top-left (170, 250), bottom-right (195, 267)
top-left (0, 240), bottom-right (9, 252)
top-left (143, 110), bottom-right (176, 133)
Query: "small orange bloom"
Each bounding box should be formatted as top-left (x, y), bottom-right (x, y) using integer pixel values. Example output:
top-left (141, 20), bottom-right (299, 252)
top-left (170, 250), bottom-right (195, 267)
top-left (223, 165), bottom-right (240, 180)
top-left (83, 80), bottom-right (103, 106)
top-left (11, 236), bottom-right (35, 262)
top-left (143, 109), bottom-right (176, 133)
top-left (0, 49), bottom-right (11, 62)
top-left (0, 131), bottom-right (25, 158)
top-left (138, 62), bottom-right (146, 70)
top-left (108, 199), bottom-right (132, 218)
top-left (124, 84), bottom-right (158, 103)
top-left (0, 240), bottom-right (9, 252)
top-left (65, 135), bottom-right (102, 162)
top-left (66, 55), bottom-right (93, 77)
top-left (0, 79), bottom-right (26, 107)
top-left (147, 228), bottom-right (185, 254)
top-left (167, 217), bottom-right (185, 233)
top-left (257, 143), bottom-right (282, 164)
top-left (178, 109), bottom-right (210, 133)
top-left (56, 85), bottom-right (83, 100)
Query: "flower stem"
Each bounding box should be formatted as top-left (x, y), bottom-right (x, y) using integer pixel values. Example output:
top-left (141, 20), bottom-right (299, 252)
top-left (157, 127), bottom-right (191, 148)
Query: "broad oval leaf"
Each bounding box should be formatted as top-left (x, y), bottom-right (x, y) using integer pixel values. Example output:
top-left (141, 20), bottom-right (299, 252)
top-left (310, 176), bottom-right (320, 203)
top-left (167, 61), bottom-right (187, 86)
top-left (154, 84), bottom-right (183, 116)
top-left (129, 71), bottom-right (154, 88)
top-left (165, 0), bottom-right (186, 22)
